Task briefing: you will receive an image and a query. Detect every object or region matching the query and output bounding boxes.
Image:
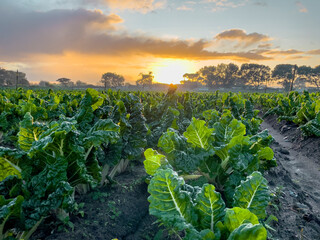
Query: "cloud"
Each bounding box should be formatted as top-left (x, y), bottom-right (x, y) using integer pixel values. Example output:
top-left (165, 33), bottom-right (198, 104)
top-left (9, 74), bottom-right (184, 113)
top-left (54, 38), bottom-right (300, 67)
top-left (214, 29), bottom-right (272, 47)
top-left (1, 2), bottom-right (317, 84)
top-left (306, 49), bottom-right (320, 55)
top-left (296, 1), bottom-right (308, 13)
top-left (0, 6), bottom-right (271, 63)
top-left (0, 7), bottom-right (123, 58)
top-left (258, 43), bottom-right (272, 49)
top-left (265, 49), bottom-right (303, 55)
top-left (177, 5), bottom-right (193, 11)
top-left (103, 0), bottom-right (166, 13)
top-left (204, 0), bottom-right (248, 11)
top-left (284, 55), bottom-right (310, 60)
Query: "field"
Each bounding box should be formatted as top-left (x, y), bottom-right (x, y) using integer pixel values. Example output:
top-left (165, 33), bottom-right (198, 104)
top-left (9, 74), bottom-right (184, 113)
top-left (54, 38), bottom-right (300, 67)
top-left (1, 88), bottom-right (320, 240)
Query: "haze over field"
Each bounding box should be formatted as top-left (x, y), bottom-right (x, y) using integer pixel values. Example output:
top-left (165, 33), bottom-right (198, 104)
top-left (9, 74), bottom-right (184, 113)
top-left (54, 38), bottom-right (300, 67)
top-left (0, 0), bottom-right (319, 84)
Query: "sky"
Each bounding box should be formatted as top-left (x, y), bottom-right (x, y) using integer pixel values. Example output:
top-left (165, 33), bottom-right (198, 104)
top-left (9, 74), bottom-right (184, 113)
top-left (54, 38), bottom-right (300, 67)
top-left (0, 0), bottom-right (319, 84)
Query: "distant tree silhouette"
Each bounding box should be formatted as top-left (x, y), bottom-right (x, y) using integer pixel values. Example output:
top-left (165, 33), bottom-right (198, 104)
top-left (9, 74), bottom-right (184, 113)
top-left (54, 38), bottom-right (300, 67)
top-left (101, 72), bottom-right (125, 90)
top-left (272, 64), bottom-right (297, 92)
top-left (298, 65), bottom-right (320, 90)
top-left (197, 64), bottom-right (239, 88)
top-left (197, 66), bottom-right (217, 88)
top-left (136, 71), bottom-right (154, 87)
top-left (240, 64), bottom-right (270, 89)
top-left (57, 78), bottom-right (72, 87)
top-left (0, 68), bottom-right (29, 86)
top-left (180, 73), bottom-right (202, 88)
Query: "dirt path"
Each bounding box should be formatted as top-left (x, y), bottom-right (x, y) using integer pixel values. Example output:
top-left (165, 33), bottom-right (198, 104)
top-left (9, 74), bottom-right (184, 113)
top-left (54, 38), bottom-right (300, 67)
top-left (261, 120), bottom-right (320, 239)
top-left (33, 164), bottom-right (175, 240)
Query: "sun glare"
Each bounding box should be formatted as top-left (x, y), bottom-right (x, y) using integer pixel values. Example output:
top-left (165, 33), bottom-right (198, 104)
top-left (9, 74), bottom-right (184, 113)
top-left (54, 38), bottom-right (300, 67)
top-left (151, 59), bottom-right (196, 84)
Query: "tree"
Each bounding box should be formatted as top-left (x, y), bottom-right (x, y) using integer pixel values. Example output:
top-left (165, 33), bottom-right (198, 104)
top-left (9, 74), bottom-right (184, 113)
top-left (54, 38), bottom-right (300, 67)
top-left (0, 68), bottom-right (6, 85)
top-left (197, 66), bottom-right (217, 88)
top-left (0, 68), bottom-right (29, 86)
top-left (136, 71), bottom-right (154, 87)
top-left (240, 64), bottom-right (271, 89)
top-left (56, 78), bottom-right (72, 87)
top-left (298, 65), bottom-right (320, 90)
top-left (76, 80), bottom-right (87, 87)
top-left (221, 63), bottom-right (239, 87)
top-left (180, 73), bottom-right (202, 89)
top-left (272, 64), bottom-right (297, 92)
top-left (39, 81), bottom-right (53, 88)
top-left (310, 65), bottom-right (320, 90)
top-left (196, 64), bottom-right (240, 88)
top-left (101, 72), bottom-right (125, 90)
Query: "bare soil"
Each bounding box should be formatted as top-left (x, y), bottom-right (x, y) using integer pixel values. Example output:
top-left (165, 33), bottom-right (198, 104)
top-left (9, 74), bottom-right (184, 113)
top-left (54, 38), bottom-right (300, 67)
top-left (32, 164), bottom-right (176, 240)
top-left (262, 116), bottom-right (320, 240)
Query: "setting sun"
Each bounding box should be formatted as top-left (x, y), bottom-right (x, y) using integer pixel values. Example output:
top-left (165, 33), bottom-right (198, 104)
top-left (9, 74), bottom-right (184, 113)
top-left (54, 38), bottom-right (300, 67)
top-left (151, 59), bottom-right (196, 84)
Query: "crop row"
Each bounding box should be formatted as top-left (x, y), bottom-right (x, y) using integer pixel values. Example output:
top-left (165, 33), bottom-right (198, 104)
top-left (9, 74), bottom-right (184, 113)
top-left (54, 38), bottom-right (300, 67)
top-left (1, 88), bottom-right (316, 239)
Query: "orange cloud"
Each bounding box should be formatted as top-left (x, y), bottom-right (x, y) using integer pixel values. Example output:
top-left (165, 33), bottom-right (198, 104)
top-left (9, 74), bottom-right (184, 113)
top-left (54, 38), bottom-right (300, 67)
top-left (214, 29), bottom-right (272, 47)
top-left (265, 49), bottom-right (303, 55)
top-left (307, 49), bottom-right (320, 55)
top-left (104, 0), bottom-right (166, 13)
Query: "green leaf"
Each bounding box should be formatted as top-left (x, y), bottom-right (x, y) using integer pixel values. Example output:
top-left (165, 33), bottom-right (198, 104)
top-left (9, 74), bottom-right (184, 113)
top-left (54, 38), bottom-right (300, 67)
top-left (0, 195), bottom-right (24, 232)
top-left (233, 172), bottom-right (270, 219)
top-left (18, 113), bottom-right (44, 151)
top-left (195, 184), bottom-right (225, 232)
top-left (227, 223), bottom-right (267, 240)
top-left (183, 117), bottom-right (214, 149)
top-left (84, 119), bottom-right (120, 147)
top-left (158, 128), bottom-right (185, 154)
top-left (224, 207), bottom-right (259, 233)
top-left (143, 148), bottom-right (166, 176)
top-left (228, 136), bottom-right (255, 172)
top-left (213, 118), bottom-right (246, 148)
top-left (257, 147), bottom-right (274, 161)
top-left (0, 157), bottom-right (21, 181)
top-left (148, 168), bottom-right (196, 231)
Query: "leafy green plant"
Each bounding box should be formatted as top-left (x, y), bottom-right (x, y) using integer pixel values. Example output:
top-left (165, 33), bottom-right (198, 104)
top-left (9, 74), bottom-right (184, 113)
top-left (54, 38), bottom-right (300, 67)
top-left (147, 167), bottom-right (268, 240)
top-left (150, 114), bottom-right (275, 203)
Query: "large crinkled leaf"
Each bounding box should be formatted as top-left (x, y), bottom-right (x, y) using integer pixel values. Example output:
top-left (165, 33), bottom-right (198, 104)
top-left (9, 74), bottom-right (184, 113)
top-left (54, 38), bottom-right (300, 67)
top-left (84, 119), bottom-right (120, 147)
top-left (299, 112), bottom-right (320, 137)
top-left (202, 109), bottom-right (220, 128)
top-left (18, 113), bottom-right (44, 151)
top-left (249, 130), bottom-right (274, 152)
top-left (0, 157), bottom-right (21, 181)
top-left (257, 147), bottom-right (274, 161)
top-left (148, 168), bottom-right (197, 231)
top-left (184, 228), bottom-right (217, 240)
top-left (158, 129), bottom-right (213, 173)
top-left (158, 128), bottom-right (186, 154)
top-left (227, 223), bottom-right (267, 240)
top-left (224, 207), bottom-right (259, 233)
top-left (233, 172), bottom-right (270, 219)
top-left (143, 148), bottom-right (166, 176)
top-left (243, 100), bottom-right (254, 120)
top-left (228, 136), bottom-right (256, 172)
top-left (87, 88), bottom-right (104, 111)
top-left (75, 88), bottom-right (104, 131)
top-left (213, 119), bottom-right (246, 149)
top-left (0, 195), bottom-right (24, 230)
top-left (0, 147), bottom-right (26, 159)
top-left (183, 117), bottom-right (213, 149)
top-left (195, 184), bottom-right (225, 232)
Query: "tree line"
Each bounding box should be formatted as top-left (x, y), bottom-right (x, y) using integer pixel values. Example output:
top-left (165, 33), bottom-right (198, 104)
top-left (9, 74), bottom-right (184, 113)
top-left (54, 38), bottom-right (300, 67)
top-left (0, 68), bottom-right (29, 86)
top-left (182, 63), bottom-right (320, 91)
top-left (2, 63), bottom-right (320, 91)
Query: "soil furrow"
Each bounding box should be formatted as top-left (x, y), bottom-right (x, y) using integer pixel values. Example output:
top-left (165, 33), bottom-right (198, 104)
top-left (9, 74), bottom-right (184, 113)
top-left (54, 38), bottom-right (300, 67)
top-left (261, 119), bottom-right (320, 240)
